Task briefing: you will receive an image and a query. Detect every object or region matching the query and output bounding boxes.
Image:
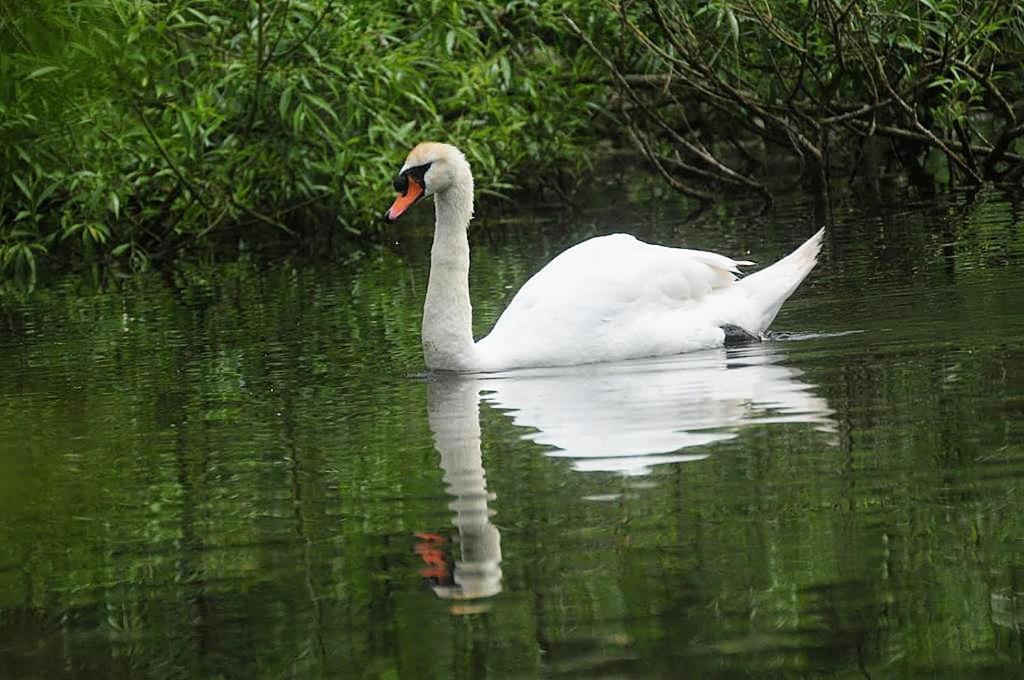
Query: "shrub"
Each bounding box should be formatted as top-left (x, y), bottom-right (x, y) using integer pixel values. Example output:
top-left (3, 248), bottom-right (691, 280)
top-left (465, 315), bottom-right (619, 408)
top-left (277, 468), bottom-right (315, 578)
top-left (577, 1), bottom-right (1024, 198)
top-left (0, 0), bottom-right (607, 287)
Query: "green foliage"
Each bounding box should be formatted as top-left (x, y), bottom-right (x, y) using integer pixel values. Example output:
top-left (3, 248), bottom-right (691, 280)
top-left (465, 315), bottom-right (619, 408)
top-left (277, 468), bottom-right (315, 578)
top-left (0, 0), bottom-right (607, 286)
top-left (7, 0), bottom-right (1021, 288)
top-left (592, 0), bottom-right (1024, 196)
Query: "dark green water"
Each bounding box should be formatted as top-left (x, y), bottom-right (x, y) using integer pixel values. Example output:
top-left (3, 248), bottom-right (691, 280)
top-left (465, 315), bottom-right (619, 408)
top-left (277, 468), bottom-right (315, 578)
top-left (2, 183), bottom-right (1024, 678)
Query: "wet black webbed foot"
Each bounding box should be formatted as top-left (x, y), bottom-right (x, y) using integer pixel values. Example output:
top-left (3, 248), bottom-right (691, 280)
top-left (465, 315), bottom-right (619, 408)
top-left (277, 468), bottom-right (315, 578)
top-left (720, 324), bottom-right (761, 346)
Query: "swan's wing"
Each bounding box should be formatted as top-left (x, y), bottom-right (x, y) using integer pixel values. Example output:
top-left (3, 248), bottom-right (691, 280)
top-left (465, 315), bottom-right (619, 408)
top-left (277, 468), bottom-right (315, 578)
top-left (476, 234), bottom-right (752, 367)
top-left (493, 234), bottom-right (748, 326)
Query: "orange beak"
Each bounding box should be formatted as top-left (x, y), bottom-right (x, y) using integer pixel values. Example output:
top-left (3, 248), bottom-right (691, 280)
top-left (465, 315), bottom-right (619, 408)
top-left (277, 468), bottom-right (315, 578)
top-left (386, 177), bottom-right (424, 221)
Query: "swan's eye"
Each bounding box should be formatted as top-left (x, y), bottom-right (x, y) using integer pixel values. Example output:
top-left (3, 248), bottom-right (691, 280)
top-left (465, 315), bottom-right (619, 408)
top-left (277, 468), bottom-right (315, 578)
top-left (393, 163), bottom-right (432, 196)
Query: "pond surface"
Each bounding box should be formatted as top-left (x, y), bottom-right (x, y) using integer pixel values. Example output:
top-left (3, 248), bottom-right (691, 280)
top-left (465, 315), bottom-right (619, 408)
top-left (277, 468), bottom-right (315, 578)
top-left (2, 179), bottom-right (1024, 678)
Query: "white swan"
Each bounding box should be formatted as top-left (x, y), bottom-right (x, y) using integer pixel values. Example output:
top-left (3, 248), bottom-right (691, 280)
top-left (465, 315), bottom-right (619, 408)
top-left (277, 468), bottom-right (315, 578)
top-left (385, 142), bottom-right (824, 372)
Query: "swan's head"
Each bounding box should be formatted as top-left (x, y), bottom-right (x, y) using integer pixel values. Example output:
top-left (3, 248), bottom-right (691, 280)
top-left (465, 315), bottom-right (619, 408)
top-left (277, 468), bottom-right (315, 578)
top-left (385, 142), bottom-right (473, 221)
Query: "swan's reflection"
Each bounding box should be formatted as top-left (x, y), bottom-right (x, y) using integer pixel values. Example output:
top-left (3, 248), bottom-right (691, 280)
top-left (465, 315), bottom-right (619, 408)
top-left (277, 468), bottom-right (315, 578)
top-left (424, 378), bottom-right (503, 602)
top-left (476, 345), bottom-right (835, 475)
top-left (422, 344), bottom-right (834, 602)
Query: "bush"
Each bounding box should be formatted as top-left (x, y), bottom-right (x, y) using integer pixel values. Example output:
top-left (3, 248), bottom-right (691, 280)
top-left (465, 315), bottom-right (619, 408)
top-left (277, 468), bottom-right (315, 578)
top-left (0, 0), bottom-right (608, 287)
top-left (578, 0), bottom-right (1024, 198)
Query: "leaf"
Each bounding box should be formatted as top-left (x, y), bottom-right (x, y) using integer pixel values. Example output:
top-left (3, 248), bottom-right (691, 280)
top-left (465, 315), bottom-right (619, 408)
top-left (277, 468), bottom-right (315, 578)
top-left (499, 55), bottom-right (511, 88)
top-left (85, 223), bottom-right (110, 245)
top-left (301, 93), bottom-right (339, 122)
top-left (727, 9), bottom-right (739, 44)
top-left (108, 192), bottom-right (120, 218)
top-left (36, 180), bottom-right (60, 206)
top-left (11, 174), bottom-right (31, 199)
top-left (897, 35), bottom-right (922, 53)
top-left (303, 42), bottom-right (321, 64)
top-left (60, 223), bottom-right (83, 241)
top-left (21, 245), bottom-right (37, 285)
top-left (279, 87), bottom-right (293, 121)
top-left (477, 4), bottom-right (499, 35)
top-left (26, 66), bottom-right (60, 80)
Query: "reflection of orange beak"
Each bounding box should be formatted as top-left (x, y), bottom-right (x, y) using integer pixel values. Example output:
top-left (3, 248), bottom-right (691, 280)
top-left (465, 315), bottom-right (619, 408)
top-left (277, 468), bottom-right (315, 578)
top-left (414, 532), bottom-right (450, 581)
top-left (386, 177), bottom-right (424, 221)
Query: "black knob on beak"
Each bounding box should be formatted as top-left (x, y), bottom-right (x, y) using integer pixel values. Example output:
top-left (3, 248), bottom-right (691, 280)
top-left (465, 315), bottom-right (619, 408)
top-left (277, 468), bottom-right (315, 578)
top-left (393, 173), bottom-right (408, 194)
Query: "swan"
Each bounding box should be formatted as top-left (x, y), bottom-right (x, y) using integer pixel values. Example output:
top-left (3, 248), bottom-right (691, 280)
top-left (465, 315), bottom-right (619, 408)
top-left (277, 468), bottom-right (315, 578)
top-left (385, 142), bottom-right (824, 372)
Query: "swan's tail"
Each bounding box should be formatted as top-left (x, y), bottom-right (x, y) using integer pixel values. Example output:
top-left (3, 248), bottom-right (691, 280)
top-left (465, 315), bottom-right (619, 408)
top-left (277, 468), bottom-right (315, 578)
top-left (737, 227), bottom-right (825, 334)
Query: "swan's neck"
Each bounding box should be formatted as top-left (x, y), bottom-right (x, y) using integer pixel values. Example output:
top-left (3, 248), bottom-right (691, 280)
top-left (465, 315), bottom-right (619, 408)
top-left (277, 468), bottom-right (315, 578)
top-left (423, 180), bottom-right (478, 371)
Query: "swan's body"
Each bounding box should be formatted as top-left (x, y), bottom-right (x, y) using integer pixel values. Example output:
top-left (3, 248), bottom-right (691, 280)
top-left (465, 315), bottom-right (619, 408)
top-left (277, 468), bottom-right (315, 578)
top-left (385, 142), bottom-right (824, 372)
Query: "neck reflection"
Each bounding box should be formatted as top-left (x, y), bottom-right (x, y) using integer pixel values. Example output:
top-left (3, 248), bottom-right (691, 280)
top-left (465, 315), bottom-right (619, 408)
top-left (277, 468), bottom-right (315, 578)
top-left (423, 377), bottom-right (502, 605)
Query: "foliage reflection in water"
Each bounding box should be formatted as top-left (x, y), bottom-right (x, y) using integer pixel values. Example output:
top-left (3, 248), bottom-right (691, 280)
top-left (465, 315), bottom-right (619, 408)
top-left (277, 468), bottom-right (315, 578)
top-left (1, 183), bottom-right (1024, 677)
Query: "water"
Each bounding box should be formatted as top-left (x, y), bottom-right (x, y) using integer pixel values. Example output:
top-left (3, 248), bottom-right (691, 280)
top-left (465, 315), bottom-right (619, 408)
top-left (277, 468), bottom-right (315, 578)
top-left (1, 181), bottom-right (1023, 678)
